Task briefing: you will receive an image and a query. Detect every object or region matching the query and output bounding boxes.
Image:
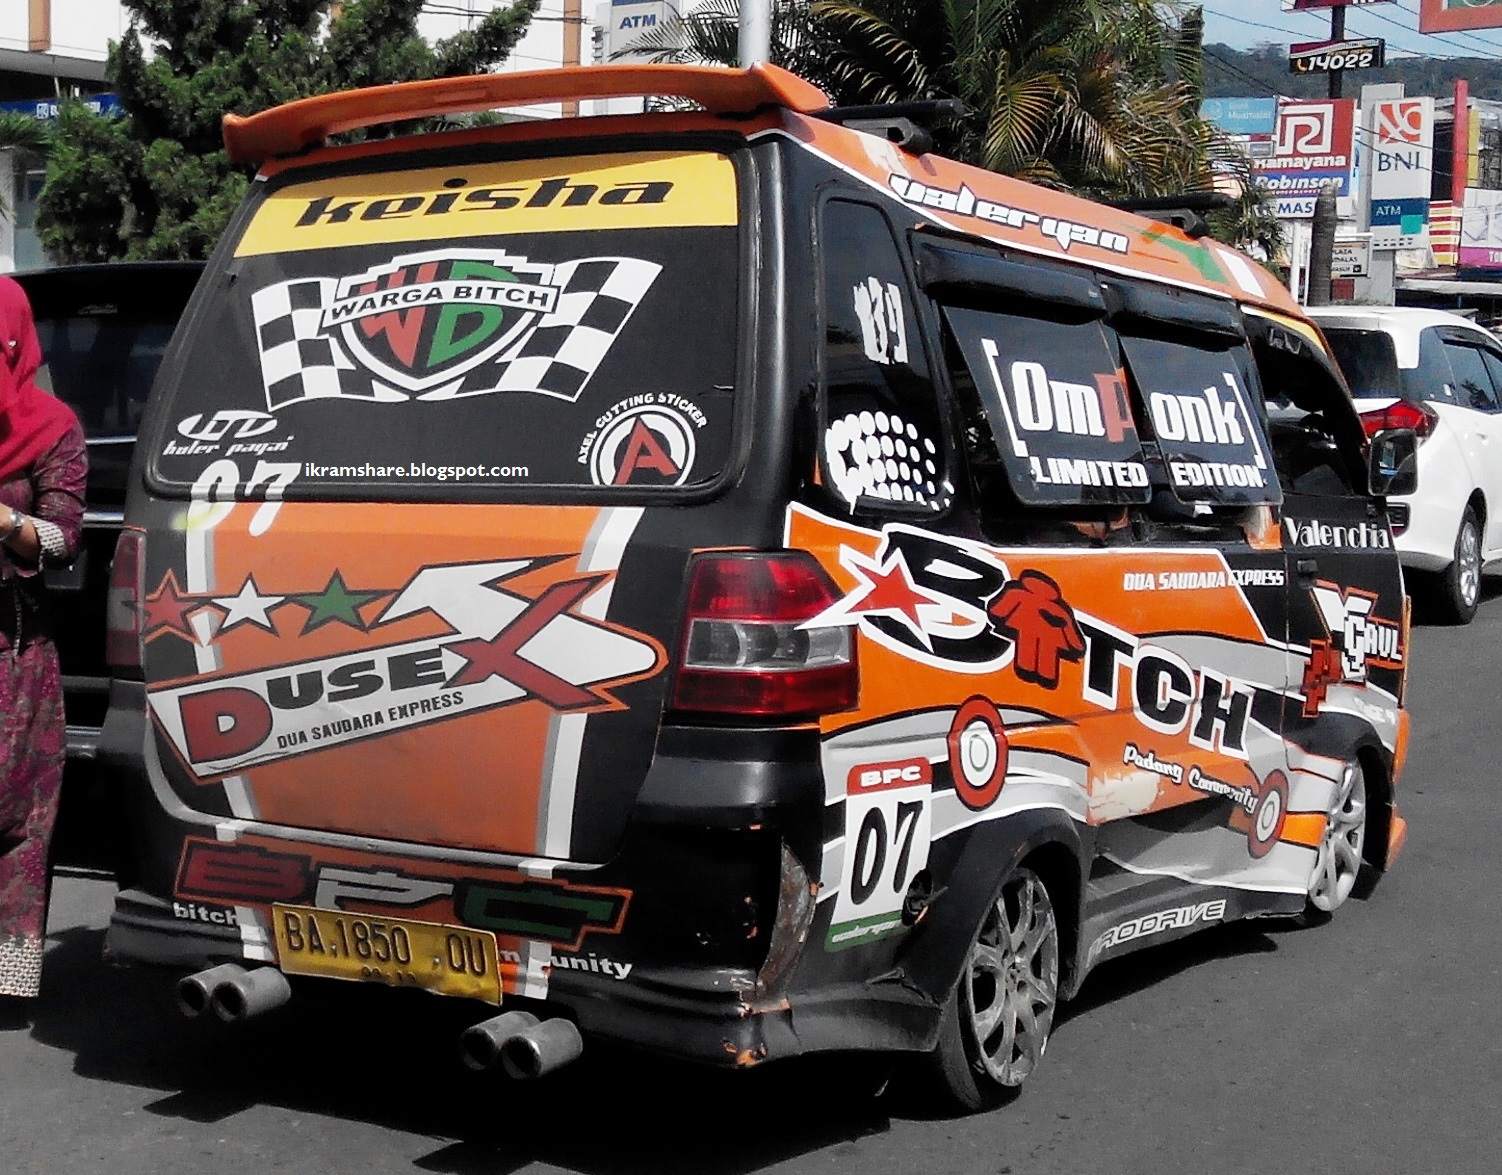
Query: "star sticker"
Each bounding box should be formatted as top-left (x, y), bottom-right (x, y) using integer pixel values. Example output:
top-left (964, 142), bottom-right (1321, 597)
top-left (143, 569), bottom-right (205, 641)
top-left (290, 571), bottom-right (384, 634)
top-left (212, 575), bottom-right (286, 634)
top-left (803, 547), bottom-right (956, 649)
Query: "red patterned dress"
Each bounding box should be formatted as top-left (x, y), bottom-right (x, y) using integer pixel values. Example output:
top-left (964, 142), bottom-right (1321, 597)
top-left (0, 421), bottom-right (87, 997)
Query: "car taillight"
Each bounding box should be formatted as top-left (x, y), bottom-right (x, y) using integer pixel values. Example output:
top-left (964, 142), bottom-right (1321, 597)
top-left (670, 552), bottom-right (858, 720)
top-left (106, 530), bottom-right (145, 669)
top-left (1360, 400), bottom-right (1435, 439)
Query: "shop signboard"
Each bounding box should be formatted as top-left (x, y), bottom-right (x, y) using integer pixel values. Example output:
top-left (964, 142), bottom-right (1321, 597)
top-left (1288, 38), bottom-right (1386, 75)
top-left (1419, 0), bottom-right (1502, 33)
top-left (1460, 188), bottom-right (1502, 269)
top-left (1253, 99), bottom-right (1357, 219)
top-left (1369, 97), bottom-right (1433, 249)
top-left (1332, 235), bottom-right (1373, 277)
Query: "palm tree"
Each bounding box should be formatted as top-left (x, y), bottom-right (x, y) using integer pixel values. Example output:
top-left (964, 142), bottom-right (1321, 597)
top-left (627, 1), bottom-right (1224, 201)
top-left (810, 0), bottom-right (1219, 200)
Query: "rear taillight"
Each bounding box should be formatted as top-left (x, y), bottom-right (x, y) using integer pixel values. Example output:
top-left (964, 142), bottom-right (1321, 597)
top-left (670, 552), bottom-right (858, 720)
top-left (106, 530), bottom-right (145, 669)
top-left (1360, 400), bottom-right (1435, 439)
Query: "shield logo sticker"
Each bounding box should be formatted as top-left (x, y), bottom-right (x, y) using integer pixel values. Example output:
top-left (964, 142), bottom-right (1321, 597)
top-left (325, 249), bottom-right (561, 394)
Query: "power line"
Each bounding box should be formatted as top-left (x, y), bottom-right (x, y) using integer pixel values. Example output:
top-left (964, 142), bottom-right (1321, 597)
top-left (1363, 2), bottom-right (1502, 60)
top-left (1208, 2), bottom-right (1502, 60)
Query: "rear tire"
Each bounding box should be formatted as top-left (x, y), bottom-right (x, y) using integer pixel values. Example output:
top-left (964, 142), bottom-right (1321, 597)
top-left (1431, 505), bottom-right (1482, 625)
top-left (1300, 761), bottom-right (1374, 922)
top-left (923, 866), bottom-right (1060, 1113)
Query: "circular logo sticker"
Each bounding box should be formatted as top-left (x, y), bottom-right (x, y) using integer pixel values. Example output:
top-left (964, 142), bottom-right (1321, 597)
top-left (1247, 770), bottom-right (1289, 858)
top-left (588, 404), bottom-right (697, 487)
top-left (947, 697), bottom-right (1009, 811)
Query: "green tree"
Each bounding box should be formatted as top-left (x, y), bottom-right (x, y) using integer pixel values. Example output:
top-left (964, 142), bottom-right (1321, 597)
top-left (629, 0), bottom-right (1219, 200)
top-left (38, 0), bottom-right (539, 263)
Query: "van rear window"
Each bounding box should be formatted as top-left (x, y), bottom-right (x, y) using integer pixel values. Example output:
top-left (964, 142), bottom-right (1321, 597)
top-left (150, 150), bottom-right (739, 499)
top-left (1321, 328), bottom-right (1402, 400)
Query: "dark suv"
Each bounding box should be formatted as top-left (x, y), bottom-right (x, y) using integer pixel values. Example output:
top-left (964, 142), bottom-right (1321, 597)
top-left (12, 261), bottom-right (203, 869)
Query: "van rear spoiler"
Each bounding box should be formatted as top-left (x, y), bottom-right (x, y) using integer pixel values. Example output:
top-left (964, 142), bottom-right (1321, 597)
top-left (221, 63), bottom-right (830, 163)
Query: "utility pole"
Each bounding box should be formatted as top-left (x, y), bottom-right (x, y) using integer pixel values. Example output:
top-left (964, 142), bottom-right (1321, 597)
top-left (1328, 5), bottom-right (1345, 100)
top-left (562, 0), bottom-right (581, 117)
top-left (739, 0), bottom-right (771, 67)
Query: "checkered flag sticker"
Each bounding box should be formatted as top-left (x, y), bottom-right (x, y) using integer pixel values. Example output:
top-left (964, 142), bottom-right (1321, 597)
top-left (249, 255), bottom-right (662, 411)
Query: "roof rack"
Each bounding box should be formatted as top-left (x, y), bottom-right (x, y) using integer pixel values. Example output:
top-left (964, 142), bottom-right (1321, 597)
top-left (815, 99), bottom-right (966, 155)
top-left (221, 63), bottom-right (830, 164)
top-left (1105, 192), bottom-right (1235, 240)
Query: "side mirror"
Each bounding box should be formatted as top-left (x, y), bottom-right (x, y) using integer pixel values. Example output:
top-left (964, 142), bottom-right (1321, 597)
top-left (1368, 428), bottom-right (1418, 498)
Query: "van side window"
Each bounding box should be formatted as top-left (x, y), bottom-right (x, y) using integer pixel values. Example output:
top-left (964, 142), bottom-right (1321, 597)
top-left (818, 200), bottom-right (950, 514)
top-left (1246, 315), bottom-right (1366, 497)
top-left (939, 304), bottom-right (1149, 508)
top-left (1443, 340), bottom-right (1501, 413)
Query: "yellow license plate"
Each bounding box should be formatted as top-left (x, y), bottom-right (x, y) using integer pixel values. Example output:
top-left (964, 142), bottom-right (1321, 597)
top-left (271, 905), bottom-right (502, 1004)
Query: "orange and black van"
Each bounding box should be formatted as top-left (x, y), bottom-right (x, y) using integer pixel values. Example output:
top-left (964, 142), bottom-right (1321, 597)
top-left (99, 64), bottom-right (1414, 1108)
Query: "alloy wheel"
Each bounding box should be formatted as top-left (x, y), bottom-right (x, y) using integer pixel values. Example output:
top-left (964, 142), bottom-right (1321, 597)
top-left (962, 869), bottom-right (1059, 1087)
top-left (1458, 518), bottom-right (1482, 608)
top-left (1308, 763), bottom-right (1367, 913)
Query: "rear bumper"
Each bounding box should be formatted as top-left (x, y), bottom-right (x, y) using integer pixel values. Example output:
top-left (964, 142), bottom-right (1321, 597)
top-left (66, 723), bottom-right (102, 761)
top-left (99, 687), bottom-right (939, 1066)
top-left (105, 882), bottom-right (935, 1068)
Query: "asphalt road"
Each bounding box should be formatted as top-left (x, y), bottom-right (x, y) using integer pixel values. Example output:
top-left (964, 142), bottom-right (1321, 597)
top-left (4, 595), bottom-right (1501, 1175)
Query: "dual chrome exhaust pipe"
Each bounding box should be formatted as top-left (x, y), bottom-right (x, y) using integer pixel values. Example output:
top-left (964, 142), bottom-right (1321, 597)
top-left (176, 963), bottom-right (292, 1023)
top-left (459, 1009), bottom-right (584, 1080)
top-left (178, 966), bottom-right (582, 1079)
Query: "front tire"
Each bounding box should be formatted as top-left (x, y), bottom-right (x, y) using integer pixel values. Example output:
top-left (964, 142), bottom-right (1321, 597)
top-left (924, 866), bottom-right (1060, 1112)
top-left (1433, 505), bottom-right (1482, 624)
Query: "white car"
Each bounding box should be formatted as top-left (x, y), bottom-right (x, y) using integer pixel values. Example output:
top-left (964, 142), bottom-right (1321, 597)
top-left (1309, 306), bottom-right (1502, 624)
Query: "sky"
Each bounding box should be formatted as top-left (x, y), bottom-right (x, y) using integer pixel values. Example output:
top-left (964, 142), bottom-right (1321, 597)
top-left (1198, 0), bottom-right (1502, 60)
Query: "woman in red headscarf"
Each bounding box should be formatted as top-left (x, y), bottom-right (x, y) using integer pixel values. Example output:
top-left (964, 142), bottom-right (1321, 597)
top-left (0, 274), bottom-right (86, 1011)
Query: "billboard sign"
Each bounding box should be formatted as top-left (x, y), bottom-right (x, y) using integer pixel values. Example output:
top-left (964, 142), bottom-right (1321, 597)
top-left (1288, 38), bottom-right (1386, 75)
top-left (601, 0), bottom-right (681, 64)
top-left (1460, 188), bottom-right (1502, 269)
top-left (1253, 99), bottom-right (1357, 219)
top-left (1332, 236), bottom-right (1373, 277)
top-left (1370, 98), bottom-right (1434, 248)
top-left (1419, 0), bottom-right (1502, 32)
top-left (1201, 98), bottom-right (1278, 137)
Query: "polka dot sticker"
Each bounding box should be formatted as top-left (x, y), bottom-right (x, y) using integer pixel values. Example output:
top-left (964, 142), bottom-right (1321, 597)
top-left (825, 410), bottom-right (949, 511)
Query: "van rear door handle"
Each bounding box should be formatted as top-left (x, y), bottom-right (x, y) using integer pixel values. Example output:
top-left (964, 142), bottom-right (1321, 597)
top-left (1296, 558), bottom-right (1318, 588)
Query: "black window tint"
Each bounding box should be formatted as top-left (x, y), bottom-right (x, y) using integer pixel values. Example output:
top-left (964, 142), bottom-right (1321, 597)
top-left (1322, 328), bottom-right (1401, 399)
top-left (1121, 335), bottom-right (1282, 506)
top-left (1443, 342), bottom-right (1500, 412)
top-left (1403, 328), bottom-right (1459, 405)
top-left (33, 317), bottom-right (174, 440)
top-left (942, 305), bottom-right (1148, 506)
top-left (150, 151), bottom-right (740, 500)
top-left (1483, 350), bottom-right (1502, 404)
top-left (820, 200), bottom-right (949, 513)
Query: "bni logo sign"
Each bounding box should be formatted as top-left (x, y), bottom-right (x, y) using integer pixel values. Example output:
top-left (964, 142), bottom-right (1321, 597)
top-left (1375, 100), bottom-right (1425, 146)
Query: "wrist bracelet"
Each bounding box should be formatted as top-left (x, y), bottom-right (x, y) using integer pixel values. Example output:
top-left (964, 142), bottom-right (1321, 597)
top-left (0, 509), bottom-right (22, 545)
